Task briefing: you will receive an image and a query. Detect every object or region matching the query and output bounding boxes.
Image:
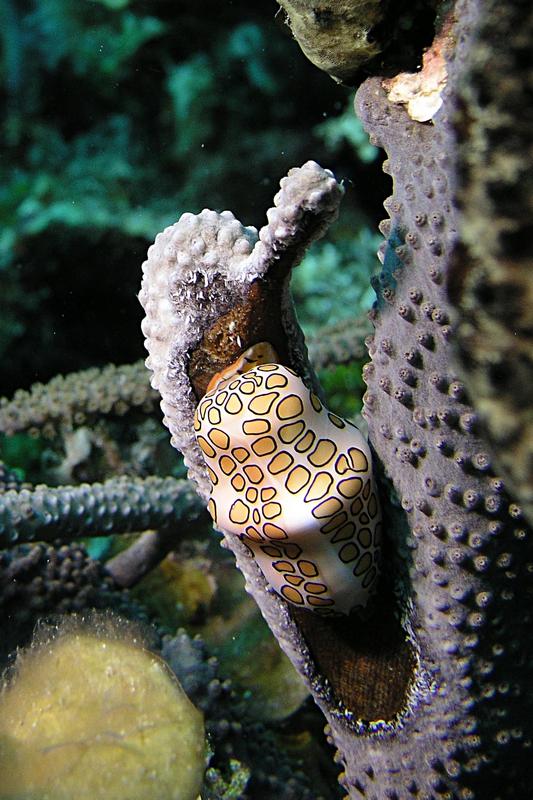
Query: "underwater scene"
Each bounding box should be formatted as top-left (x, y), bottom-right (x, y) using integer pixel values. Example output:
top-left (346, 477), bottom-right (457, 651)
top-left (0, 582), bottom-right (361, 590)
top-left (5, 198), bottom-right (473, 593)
top-left (0, 1), bottom-right (531, 798)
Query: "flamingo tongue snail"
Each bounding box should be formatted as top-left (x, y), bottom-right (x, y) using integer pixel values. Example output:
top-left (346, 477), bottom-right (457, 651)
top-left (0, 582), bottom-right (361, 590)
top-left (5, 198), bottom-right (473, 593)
top-left (194, 343), bottom-right (382, 616)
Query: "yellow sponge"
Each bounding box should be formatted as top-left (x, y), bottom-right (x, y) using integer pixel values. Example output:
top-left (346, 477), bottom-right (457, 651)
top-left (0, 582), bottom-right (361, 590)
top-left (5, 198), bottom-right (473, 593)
top-left (0, 620), bottom-right (205, 800)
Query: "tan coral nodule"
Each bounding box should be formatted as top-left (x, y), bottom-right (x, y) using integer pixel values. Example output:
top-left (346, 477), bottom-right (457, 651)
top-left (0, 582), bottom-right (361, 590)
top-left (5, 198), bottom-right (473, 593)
top-left (277, 0), bottom-right (383, 84)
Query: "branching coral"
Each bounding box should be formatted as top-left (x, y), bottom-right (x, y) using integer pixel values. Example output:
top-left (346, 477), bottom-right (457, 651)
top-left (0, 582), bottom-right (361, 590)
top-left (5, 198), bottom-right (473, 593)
top-left (0, 320), bottom-right (369, 439)
top-left (140, 158), bottom-right (416, 778)
top-left (448, 0), bottom-right (533, 527)
top-left (0, 361), bottom-right (159, 438)
top-left (0, 351), bottom-right (212, 587)
top-left (0, 476), bottom-right (203, 547)
top-left (352, 83), bottom-right (531, 800)
top-left (139, 2), bottom-right (533, 797)
top-left (0, 542), bottom-right (144, 663)
top-left (1, 1), bottom-right (530, 797)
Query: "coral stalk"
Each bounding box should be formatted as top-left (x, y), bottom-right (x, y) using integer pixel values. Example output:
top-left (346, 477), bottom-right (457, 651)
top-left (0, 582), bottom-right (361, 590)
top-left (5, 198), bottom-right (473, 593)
top-left (0, 476), bottom-right (207, 547)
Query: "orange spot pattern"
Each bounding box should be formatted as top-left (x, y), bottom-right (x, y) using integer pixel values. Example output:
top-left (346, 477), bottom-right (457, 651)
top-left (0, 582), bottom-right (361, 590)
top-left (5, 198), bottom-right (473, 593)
top-left (194, 360), bottom-right (382, 616)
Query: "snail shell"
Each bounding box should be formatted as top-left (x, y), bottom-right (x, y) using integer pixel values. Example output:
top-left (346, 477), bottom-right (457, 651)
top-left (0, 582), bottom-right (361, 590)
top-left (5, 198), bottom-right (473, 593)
top-left (194, 347), bottom-right (382, 616)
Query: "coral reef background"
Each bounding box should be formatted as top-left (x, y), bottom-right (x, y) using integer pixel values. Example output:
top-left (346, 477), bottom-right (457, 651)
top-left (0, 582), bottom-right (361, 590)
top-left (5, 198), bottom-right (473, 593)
top-left (0, 0), bottom-right (384, 399)
top-left (0, 2), bottom-right (385, 797)
top-left (1, 0), bottom-right (531, 798)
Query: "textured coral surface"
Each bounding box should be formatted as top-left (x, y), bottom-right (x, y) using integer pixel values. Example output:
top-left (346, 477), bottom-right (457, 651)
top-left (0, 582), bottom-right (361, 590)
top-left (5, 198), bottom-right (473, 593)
top-left (449, 0), bottom-right (533, 527)
top-left (137, 3), bottom-right (533, 797)
top-left (139, 161), bottom-right (417, 787)
top-left (345, 1), bottom-right (533, 793)
top-left (354, 78), bottom-right (533, 800)
top-left (0, 477), bottom-right (203, 546)
top-left (140, 161), bottom-right (343, 502)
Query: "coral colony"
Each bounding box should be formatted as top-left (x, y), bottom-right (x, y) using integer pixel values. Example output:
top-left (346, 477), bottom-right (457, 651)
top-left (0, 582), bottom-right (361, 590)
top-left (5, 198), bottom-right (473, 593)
top-left (1, 1), bottom-right (531, 798)
top-left (140, 3), bottom-right (532, 798)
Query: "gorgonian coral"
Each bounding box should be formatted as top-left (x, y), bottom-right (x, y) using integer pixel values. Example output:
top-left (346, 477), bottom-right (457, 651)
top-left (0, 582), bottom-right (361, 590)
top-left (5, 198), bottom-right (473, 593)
top-left (448, 0), bottom-right (533, 527)
top-left (139, 158), bottom-right (416, 788)
top-left (139, 2), bottom-right (533, 797)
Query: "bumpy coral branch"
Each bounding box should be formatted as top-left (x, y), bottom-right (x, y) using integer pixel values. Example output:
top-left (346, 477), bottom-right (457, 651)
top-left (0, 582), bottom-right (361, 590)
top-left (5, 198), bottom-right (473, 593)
top-left (0, 476), bottom-right (207, 547)
top-left (341, 2), bottom-right (533, 796)
top-left (308, 315), bottom-right (371, 370)
top-left (0, 461), bottom-right (24, 491)
top-left (139, 159), bottom-right (416, 789)
top-left (140, 161), bottom-right (344, 501)
top-left (448, 0), bottom-right (533, 526)
top-left (0, 541), bottom-right (143, 662)
top-left (0, 325), bottom-right (366, 439)
top-left (0, 361), bottom-right (159, 437)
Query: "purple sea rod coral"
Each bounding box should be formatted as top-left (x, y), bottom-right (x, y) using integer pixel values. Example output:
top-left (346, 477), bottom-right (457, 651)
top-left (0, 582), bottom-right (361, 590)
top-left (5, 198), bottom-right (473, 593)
top-left (448, 0), bottom-right (533, 527)
top-left (353, 87), bottom-right (532, 799)
top-left (349, 2), bottom-right (532, 797)
top-left (140, 158), bottom-right (415, 727)
top-left (139, 2), bottom-right (533, 796)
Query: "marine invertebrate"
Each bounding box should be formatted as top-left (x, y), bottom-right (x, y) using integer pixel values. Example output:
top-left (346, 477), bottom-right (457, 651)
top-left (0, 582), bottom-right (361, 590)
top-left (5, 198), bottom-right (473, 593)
top-left (0, 360), bottom-right (211, 586)
top-left (275, 0), bottom-right (383, 83)
top-left (140, 158), bottom-right (415, 765)
top-left (0, 541), bottom-right (144, 663)
top-left (0, 325), bottom-right (341, 798)
top-left (140, 2), bottom-right (533, 796)
top-left (448, 0), bottom-right (533, 526)
top-left (0, 476), bottom-right (205, 548)
top-left (0, 616), bottom-right (205, 800)
top-left (139, 160), bottom-right (344, 502)
top-left (351, 80), bottom-right (532, 798)
top-left (341, 7), bottom-right (532, 798)
top-left (0, 0), bottom-right (528, 795)
top-left (274, 0), bottom-right (442, 87)
top-left (195, 353), bottom-right (381, 615)
top-left (0, 361), bottom-right (159, 438)
top-left (0, 319), bottom-right (369, 440)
